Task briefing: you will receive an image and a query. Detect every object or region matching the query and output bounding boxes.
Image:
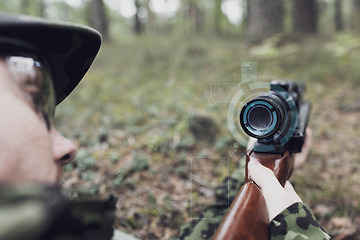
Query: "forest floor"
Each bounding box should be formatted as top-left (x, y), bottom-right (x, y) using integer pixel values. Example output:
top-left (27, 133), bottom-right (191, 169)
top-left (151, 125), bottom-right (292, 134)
top-left (56, 33), bottom-right (360, 240)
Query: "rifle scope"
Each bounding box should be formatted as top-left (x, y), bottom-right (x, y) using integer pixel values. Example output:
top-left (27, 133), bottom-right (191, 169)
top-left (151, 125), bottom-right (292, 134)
top-left (240, 93), bottom-right (291, 140)
top-left (240, 81), bottom-right (300, 142)
top-left (239, 81), bottom-right (310, 153)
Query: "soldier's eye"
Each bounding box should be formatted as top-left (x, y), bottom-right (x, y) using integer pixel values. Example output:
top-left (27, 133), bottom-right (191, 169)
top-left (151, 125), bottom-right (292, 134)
top-left (5, 55), bottom-right (55, 131)
top-left (41, 111), bottom-right (51, 131)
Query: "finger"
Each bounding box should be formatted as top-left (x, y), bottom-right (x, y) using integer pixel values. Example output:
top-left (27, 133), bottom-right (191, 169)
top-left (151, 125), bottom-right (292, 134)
top-left (248, 159), bottom-right (281, 188)
top-left (294, 128), bottom-right (312, 168)
top-left (248, 159), bottom-right (285, 198)
top-left (305, 128), bottom-right (313, 148)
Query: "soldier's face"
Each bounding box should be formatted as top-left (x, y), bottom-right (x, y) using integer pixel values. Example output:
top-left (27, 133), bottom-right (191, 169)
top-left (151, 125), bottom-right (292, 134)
top-left (0, 59), bottom-right (76, 183)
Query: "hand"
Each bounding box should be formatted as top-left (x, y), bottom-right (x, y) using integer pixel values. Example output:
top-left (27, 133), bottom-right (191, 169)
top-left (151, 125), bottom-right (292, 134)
top-left (248, 160), bottom-right (302, 221)
top-left (247, 128), bottom-right (312, 221)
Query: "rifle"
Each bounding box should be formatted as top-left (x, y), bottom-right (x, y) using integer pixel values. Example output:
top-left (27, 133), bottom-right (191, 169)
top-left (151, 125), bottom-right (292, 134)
top-left (212, 81), bottom-right (311, 240)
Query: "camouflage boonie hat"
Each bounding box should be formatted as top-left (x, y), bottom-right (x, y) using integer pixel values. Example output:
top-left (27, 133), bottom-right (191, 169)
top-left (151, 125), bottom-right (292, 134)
top-left (0, 12), bottom-right (101, 105)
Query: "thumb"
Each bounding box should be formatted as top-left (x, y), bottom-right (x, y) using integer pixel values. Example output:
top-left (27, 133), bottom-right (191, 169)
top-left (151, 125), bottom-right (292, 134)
top-left (248, 159), bottom-right (296, 221)
top-left (248, 159), bottom-right (284, 197)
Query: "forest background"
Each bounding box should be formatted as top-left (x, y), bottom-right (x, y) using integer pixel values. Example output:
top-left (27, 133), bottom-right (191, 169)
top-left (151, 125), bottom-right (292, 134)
top-left (2, 0), bottom-right (360, 239)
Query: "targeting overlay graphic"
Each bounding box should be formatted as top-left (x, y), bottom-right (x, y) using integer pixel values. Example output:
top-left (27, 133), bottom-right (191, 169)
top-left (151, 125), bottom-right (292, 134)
top-left (189, 62), bottom-right (300, 226)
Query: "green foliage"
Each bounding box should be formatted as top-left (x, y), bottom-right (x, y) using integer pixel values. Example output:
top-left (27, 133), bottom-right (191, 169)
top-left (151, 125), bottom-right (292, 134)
top-left (97, 127), bottom-right (109, 143)
top-left (62, 162), bottom-right (74, 173)
top-left (139, 206), bottom-right (161, 218)
top-left (113, 170), bottom-right (126, 187)
top-left (175, 166), bottom-right (187, 179)
top-left (131, 154), bottom-right (149, 172)
top-left (249, 34), bottom-right (300, 58)
top-left (109, 152), bottom-right (120, 164)
top-left (126, 214), bottom-right (142, 229)
top-left (147, 194), bottom-right (157, 205)
top-left (323, 33), bottom-right (360, 57)
top-left (77, 183), bottom-right (99, 197)
top-left (75, 149), bottom-right (97, 172)
top-left (175, 135), bottom-right (196, 151)
top-left (215, 135), bottom-right (234, 156)
top-left (168, 210), bottom-right (185, 229)
top-left (80, 171), bottom-right (96, 181)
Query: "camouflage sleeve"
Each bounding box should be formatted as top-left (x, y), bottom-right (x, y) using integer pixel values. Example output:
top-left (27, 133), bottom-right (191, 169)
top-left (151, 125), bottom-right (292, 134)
top-left (0, 184), bottom-right (116, 240)
top-left (269, 202), bottom-right (331, 240)
top-left (175, 156), bottom-right (331, 240)
top-left (174, 158), bottom-right (246, 240)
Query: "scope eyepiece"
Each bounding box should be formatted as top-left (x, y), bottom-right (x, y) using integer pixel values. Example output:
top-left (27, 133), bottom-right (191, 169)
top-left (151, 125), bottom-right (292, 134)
top-left (235, 81), bottom-right (309, 153)
top-left (240, 99), bottom-right (278, 138)
top-left (240, 92), bottom-right (291, 141)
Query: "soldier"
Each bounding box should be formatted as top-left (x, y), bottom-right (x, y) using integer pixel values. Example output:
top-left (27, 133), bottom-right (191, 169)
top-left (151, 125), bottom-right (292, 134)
top-left (0, 13), bottom-right (139, 240)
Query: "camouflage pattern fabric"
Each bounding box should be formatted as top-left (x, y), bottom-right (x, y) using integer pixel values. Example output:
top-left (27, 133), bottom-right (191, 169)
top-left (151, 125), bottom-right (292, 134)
top-left (175, 156), bottom-right (331, 240)
top-left (0, 184), bottom-right (116, 240)
top-left (270, 202), bottom-right (331, 240)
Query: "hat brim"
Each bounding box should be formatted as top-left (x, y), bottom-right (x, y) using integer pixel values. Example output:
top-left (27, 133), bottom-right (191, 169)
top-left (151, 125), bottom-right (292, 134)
top-left (0, 13), bottom-right (101, 105)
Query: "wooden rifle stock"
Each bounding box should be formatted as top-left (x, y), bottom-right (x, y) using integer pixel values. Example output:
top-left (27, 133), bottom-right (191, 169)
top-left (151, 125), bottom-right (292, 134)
top-left (212, 150), bottom-right (294, 240)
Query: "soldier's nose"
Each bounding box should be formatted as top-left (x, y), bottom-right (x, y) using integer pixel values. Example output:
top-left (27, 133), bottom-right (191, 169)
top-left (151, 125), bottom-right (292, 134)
top-left (51, 128), bottom-right (77, 165)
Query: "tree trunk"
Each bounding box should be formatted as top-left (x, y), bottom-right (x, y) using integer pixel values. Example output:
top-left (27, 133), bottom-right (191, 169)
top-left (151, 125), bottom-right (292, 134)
top-left (292, 0), bottom-right (318, 33)
top-left (38, 0), bottom-right (46, 18)
top-left (243, 0), bottom-right (250, 29)
top-left (353, 0), bottom-right (360, 31)
top-left (21, 0), bottom-right (30, 15)
top-left (145, 0), bottom-right (155, 32)
top-left (89, 0), bottom-right (109, 40)
top-left (134, 0), bottom-right (143, 34)
top-left (334, 0), bottom-right (343, 31)
top-left (188, 0), bottom-right (204, 34)
top-left (214, 0), bottom-right (224, 34)
top-left (248, 0), bottom-right (284, 42)
top-left (189, 0), bottom-right (197, 33)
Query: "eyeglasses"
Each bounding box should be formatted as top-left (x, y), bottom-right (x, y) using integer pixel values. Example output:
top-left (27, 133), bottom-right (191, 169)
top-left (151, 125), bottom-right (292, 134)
top-left (4, 55), bottom-right (55, 130)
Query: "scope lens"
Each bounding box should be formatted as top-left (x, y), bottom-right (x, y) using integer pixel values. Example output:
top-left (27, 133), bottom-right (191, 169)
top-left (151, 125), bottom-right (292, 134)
top-left (248, 106), bottom-right (272, 130)
top-left (240, 100), bottom-right (279, 138)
